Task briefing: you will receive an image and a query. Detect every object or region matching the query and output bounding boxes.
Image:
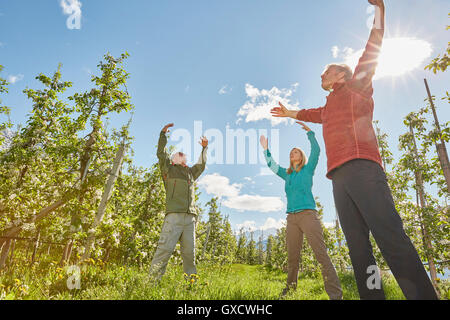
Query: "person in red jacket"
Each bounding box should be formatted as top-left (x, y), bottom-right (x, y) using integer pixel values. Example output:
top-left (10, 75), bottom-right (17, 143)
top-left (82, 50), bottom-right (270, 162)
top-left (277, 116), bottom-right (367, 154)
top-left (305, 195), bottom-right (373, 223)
top-left (271, 0), bottom-right (438, 300)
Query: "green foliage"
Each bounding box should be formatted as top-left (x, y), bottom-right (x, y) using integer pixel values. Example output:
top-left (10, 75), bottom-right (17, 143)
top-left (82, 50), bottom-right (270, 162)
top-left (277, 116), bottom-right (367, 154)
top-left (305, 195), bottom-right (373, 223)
top-left (0, 48), bottom-right (448, 300)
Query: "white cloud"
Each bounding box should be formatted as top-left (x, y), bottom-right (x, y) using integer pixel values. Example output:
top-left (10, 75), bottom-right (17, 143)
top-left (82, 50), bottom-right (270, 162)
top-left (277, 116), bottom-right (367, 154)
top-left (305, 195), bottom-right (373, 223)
top-left (236, 83), bottom-right (300, 126)
top-left (223, 194), bottom-right (284, 213)
top-left (198, 173), bottom-right (242, 198)
top-left (236, 217), bottom-right (285, 232)
top-left (60, 0), bottom-right (82, 30)
top-left (198, 173), bottom-right (284, 212)
top-left (236, 220), bottom-right (257, 232)
top-left (323, 221), bottom-right (335, 229)
top-left (7, 74), bottom-right (24, 84)
top-left (261, 217), bottom-right (285, 230)
top-left (219, 85), bottom-right (232, 95)
top-left (331, 46), bottom-right (339, 58)
top-left (331, 38), bottom-right (432, 80)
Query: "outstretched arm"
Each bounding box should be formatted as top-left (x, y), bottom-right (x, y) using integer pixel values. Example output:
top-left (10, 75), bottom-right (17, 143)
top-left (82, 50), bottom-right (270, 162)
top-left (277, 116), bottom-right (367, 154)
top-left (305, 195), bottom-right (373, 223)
top-left (353, 0), bottom-right (385, 85)
top-left (157, 123), bottom-right (173, 176)
top-left (271, 102), bottom-right (324, 124)
top-left (191, 136), bottom-right (208, 180)
top-left (260, 135), bottom-right (288, 180)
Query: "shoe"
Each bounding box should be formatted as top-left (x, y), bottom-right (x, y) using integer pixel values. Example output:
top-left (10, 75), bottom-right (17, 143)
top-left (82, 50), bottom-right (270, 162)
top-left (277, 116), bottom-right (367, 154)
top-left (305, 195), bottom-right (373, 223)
top-left (279, 284), bottom-right (296, 299)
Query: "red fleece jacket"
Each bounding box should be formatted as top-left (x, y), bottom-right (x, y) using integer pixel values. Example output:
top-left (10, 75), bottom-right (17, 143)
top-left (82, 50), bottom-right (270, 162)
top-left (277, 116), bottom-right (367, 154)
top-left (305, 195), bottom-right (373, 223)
top-left (297, 28), bottom-right (385, 179)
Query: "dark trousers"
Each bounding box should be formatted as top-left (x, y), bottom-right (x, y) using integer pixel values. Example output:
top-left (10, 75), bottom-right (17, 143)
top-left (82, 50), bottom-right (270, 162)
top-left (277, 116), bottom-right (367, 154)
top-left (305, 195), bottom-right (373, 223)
top-left (331, 159), bottom-right (438, 300)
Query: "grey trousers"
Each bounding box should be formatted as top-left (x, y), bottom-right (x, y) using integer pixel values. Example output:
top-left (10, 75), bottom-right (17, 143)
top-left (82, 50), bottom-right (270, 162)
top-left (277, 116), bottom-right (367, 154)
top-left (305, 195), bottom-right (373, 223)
top-left (149, 213), bottom-right (197, 281)
top-left (331, 159), bottom-right (438, 300)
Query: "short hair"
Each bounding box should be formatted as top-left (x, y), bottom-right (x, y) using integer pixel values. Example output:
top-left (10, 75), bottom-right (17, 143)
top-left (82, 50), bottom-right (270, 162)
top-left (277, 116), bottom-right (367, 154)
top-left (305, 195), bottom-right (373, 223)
top-left (324, 64), bottom-right (353, 81)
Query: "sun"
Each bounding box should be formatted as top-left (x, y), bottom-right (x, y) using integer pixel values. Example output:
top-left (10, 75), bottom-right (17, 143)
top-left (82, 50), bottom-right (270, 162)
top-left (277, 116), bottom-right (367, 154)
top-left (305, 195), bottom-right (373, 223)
top-left (344, 37), bottom-right (433, 79)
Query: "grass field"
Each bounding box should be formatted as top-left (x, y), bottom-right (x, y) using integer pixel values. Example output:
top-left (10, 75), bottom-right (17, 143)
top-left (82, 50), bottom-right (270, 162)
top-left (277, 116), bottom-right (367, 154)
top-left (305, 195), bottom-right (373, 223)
top-left (0, 259), bottom-right (424, 300)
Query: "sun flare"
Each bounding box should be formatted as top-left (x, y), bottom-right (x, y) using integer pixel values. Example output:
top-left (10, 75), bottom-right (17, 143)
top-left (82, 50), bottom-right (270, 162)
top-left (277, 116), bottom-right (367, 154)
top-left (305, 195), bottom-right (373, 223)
top-left (344, 37), bottom-right (433, 79)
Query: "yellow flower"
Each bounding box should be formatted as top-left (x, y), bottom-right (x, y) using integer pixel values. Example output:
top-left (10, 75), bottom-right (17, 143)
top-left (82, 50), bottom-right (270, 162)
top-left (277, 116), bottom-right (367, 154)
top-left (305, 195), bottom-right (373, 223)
top-left (190, 279), bottom-right (195, 284)
top-left (14, 279), bottom-right (21, 286)
top-left (58, 274), bottom-right (64, 280)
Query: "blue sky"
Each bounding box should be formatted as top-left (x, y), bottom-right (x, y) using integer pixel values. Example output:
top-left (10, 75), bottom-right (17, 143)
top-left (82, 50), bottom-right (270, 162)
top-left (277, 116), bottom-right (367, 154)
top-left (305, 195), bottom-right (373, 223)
top-left (1, 0), bottom-right (449, 234)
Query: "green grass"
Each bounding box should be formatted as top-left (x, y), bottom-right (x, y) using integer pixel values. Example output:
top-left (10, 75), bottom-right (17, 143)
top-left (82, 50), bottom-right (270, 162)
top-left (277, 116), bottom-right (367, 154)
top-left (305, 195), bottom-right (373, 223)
top-left (0, 259), bottom-right (420, 300)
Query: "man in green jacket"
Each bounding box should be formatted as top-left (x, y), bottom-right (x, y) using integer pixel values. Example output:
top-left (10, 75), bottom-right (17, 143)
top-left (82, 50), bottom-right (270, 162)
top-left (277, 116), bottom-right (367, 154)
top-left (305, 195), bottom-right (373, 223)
top-left (149, 123), bottom-right (208, 281)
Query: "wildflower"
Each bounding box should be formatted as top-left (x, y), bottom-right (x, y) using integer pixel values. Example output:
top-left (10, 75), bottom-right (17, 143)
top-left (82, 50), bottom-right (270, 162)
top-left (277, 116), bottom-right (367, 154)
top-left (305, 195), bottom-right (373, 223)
top-left (19, 285), bottom-right (28, 295)
top-left (14, 279), bottom-right (21, 286)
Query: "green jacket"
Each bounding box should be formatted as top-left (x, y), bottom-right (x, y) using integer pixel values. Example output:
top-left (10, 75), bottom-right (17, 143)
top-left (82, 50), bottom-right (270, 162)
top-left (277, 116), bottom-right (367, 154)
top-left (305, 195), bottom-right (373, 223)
top-left (157, 131), bottom-right (207, 215)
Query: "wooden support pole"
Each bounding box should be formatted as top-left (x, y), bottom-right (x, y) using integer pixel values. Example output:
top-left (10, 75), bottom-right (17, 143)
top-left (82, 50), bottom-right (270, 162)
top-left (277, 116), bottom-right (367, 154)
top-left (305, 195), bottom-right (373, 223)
top-left (424, 79), bottom-right (450, 193)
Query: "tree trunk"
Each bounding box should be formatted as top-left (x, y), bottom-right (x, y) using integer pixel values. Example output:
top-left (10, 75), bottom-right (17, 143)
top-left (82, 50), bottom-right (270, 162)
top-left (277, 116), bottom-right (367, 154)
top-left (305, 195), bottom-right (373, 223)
top-left (201, 224), bottom-right (211, 260)
top-left (60, 239), bottom-right (74, 266)
top-left (0, 197), bottom-right (70, 248)
top-left (31, 229), bottom-right (41, 264)
top-left (82, 142), bottom-right (126, 260)
top-left (8, 239), bottom-right (15, 265)
top-left (0, 239), bottom-right (12, 269)
top-left (424, 79), bottom-right (450, 193)
top-left (410, 124), bottom-right (441, 298)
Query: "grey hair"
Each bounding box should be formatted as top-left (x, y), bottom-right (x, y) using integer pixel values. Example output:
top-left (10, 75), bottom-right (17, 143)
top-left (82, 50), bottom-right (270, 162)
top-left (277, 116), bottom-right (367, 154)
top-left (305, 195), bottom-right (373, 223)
top-left (324, 63), bottom-right (353, 81)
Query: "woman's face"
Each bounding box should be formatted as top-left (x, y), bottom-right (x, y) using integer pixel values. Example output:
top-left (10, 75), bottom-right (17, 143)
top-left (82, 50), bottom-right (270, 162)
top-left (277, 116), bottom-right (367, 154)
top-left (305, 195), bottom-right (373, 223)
top-left (290, 148), bottom-right (302, 163)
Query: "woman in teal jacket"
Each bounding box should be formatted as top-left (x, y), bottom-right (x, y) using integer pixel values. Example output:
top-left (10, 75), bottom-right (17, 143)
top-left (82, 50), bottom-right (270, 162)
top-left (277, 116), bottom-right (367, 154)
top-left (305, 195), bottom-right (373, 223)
top-left (260, 121), bottom-right (342, 300)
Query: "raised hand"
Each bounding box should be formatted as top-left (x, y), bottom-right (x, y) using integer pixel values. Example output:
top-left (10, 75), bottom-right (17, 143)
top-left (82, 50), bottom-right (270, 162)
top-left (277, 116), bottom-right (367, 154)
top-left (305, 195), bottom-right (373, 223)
top-left (199, 136), bottom-right (208, 148)
top-left (296, 121), bottom-right (311, 132)
top-left (162, 123), bottom-right (174, 133)
top-left (368, 0), bottom-right (384, 7)
top-left (270, 102), bottom-right (289, 118)
top-left (260, 135), bottom-right (268, 150)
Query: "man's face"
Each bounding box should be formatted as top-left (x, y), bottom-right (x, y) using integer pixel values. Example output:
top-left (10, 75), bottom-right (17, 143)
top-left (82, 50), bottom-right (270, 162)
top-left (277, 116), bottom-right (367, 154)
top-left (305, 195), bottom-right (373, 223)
top-left (321, 66), bottom-right (345, 91)
top-left (172, 152), bottom-right (187, 166)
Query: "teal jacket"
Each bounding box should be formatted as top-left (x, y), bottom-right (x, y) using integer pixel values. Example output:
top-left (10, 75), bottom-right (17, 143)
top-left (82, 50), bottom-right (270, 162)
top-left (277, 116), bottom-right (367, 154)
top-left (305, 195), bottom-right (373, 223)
top-left (158, 131), bottom-right (207, 215)
top-left (264, 131), bottom-right (320, 214)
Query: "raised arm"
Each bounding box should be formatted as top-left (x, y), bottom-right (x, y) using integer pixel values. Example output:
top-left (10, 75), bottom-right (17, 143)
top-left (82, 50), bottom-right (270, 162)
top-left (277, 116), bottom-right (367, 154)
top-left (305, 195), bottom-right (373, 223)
top-left (271, 102), bottom-right (324, 124)
top-left (353, 0), bottom-right (385, 85)
top-left (260, 135), bottom-right (288, 180)
top-left (157, 123), bottom-right (173, 176)
top-left (296, 122), bottom-right (320, 173)
top-left (191, 136), bottom-right (208, 180)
